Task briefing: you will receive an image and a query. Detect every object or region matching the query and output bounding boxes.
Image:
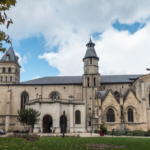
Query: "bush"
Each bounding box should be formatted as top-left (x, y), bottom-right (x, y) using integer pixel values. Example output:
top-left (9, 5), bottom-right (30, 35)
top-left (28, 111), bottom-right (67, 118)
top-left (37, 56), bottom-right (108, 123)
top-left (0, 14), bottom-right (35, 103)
top-left (99, 124), bottom-right (107, 132)
top-left (7, 133), bottom-right (40, 141)
top-left (144, 130), bottom-right (150, 136)
top-left (133, 130), bottom-right (142, 136)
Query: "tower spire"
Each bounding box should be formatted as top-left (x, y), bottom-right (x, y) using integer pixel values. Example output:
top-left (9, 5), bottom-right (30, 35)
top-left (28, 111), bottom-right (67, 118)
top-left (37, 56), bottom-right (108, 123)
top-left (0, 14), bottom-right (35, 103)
top-left (83, 38), bottom-right (99, 61)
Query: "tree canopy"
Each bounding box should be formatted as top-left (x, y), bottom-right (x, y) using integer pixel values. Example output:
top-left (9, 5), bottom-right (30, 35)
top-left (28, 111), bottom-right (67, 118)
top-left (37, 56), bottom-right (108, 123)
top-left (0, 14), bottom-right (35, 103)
top-left (17, 108), bottom-right (41, 133)
top-left (0, 0), bottom-right (17, 52)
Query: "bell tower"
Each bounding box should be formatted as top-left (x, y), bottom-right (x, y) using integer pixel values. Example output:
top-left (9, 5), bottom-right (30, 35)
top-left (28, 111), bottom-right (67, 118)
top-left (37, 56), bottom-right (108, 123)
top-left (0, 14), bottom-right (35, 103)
top-left (83, 38), bottom-right (100, 132)
top-left (0, 46), bottom-right (21, 84)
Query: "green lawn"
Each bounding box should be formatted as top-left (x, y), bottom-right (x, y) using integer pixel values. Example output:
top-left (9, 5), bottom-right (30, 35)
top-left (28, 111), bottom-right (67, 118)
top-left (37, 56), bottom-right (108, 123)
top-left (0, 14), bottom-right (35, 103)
top-left (0, 136), bottom-right (150, 150)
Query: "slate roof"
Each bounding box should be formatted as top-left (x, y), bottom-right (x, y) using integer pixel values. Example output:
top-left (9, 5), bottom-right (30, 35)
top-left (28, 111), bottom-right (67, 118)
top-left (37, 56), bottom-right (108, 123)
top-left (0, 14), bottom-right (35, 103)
top-left (16, 74), bottom-right (143, 85)
top-left (95, 91), bottom-right (106, 98)
top-left (17, 76), bottom-right (83, 85)
top-left (83, 39), bottom-right (99, 61)
top-left (100, 74), bottom-right (143, 83)
top-left (0, 46), bottom-right (19, 62)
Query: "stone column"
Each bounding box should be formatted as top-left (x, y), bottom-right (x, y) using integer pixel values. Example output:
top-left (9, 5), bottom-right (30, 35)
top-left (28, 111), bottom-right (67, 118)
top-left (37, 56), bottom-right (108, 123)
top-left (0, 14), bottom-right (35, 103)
top-left (55, 102), bottom-right (60, 133)
top-left (5, 89), bottom-right (11, 132)
top-left (141, 81), bottom-right (148, 130)
top-left (33, 102), bottom-right (40, 133)
top-left (69, 104), bottom-right (74, 133)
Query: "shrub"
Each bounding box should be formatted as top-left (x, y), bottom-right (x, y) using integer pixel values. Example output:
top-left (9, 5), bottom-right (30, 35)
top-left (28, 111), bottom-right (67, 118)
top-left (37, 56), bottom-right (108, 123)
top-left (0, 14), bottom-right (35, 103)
top-left (7, 133), bottom-right (40, 141)
top-left (99, 124), bottom-right (107, 132)
top-left (144, 130), bottom-right (150, 136)
top-left (133, 130), bottom-right (142, 136)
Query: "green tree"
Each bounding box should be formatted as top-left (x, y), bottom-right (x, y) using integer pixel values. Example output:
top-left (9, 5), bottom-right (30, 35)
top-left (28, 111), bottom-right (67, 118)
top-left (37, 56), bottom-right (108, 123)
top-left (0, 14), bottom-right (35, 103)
top-left (0, 0), bottom-right (17, 52)
top-left (17, 108), bottom-right (29, 131)
top-left (17, 108), bottom-right (41, 133)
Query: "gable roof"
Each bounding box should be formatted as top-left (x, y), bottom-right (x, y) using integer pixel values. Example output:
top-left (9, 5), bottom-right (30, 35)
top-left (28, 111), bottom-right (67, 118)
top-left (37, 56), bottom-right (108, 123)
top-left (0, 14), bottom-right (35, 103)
top-left (100, 89), bottom-right (120, 103)
top-left (14, 74), bottom-right (143, 85)
top-left (0, 46), bottom-right (19, 62)
top-left (123, 88), bottom-right (139, 102)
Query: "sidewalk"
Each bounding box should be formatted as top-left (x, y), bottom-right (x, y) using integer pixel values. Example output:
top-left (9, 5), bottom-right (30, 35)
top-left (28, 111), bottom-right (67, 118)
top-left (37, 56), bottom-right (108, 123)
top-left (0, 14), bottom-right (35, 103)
top-left (1, 133), bottom-right (150, 138)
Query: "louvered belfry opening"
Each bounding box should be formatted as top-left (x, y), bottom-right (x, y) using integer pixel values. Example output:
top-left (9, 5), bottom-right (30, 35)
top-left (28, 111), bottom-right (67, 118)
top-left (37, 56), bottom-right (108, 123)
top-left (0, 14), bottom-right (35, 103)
top-left (75, 110), bottom-right (81, 124)
top-left (107, 108), bottom-right (115, 122)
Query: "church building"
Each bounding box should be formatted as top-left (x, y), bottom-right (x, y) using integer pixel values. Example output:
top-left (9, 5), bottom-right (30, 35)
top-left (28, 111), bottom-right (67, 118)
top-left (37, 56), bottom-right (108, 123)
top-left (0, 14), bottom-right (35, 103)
top-left (0, 39), bottom-right (149, 133)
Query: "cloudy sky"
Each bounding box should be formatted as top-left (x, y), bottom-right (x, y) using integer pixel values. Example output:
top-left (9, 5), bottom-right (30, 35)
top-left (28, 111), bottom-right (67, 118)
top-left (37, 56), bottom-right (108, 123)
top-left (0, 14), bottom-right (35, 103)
top-left (1, 0), bottom-right (150, 82)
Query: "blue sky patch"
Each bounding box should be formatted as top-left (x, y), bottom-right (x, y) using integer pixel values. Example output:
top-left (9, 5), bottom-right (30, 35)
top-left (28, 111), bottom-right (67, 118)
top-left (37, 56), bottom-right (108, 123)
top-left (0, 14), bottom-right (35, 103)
top-left (112, 20), bottom-right (146, 34)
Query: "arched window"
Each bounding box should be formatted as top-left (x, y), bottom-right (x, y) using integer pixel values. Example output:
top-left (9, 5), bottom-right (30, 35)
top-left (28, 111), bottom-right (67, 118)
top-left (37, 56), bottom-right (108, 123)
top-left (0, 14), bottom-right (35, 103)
top-left (10, 76), bottom-right (12, 81)
top-left (21, 92), bottom-right (29, 110)
top-left (90, 58), bottom-right (92, 64)
top-left (87, 77), bottom-right (89, 87)
top-left (6, 76), bottom-right (7, 82)
top-left (8, 67), bottom-right (11, 73)
top-left (94, 77), bottom-right (96, 86)
top-left (128, 108), bottom-right (133, 122)
top-left (107, 108), bottom-right (115, 122)
top-left (50, 92), bottom-right (60, 101)
top-left (3, 67), bottom-right (5, 73)
top-left (149, 93), bottom-right (150, 107)
top-left (1, 76), bottom-right (2, 81)
top-left (75, 110), bottom-right (81, 124)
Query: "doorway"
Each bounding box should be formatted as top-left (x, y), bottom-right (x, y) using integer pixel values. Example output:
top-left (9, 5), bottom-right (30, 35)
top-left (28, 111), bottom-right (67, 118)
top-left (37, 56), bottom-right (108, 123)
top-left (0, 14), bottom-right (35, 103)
top-left (60, 115), bottom-right (67, 133)
top-left (43, 115), bottom-right (53, 133)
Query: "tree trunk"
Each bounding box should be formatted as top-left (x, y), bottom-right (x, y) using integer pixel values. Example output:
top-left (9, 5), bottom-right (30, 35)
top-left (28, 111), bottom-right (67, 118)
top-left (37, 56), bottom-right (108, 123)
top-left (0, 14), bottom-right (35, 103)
top-left (31, 125), bottom-right (34, 133)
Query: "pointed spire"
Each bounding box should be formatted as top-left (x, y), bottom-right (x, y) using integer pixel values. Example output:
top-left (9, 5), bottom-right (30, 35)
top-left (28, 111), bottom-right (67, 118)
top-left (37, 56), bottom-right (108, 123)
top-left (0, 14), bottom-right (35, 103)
top-left (89, 37), bottom-right (92, 43)
top-left (86, 37), bottom-right (95, 47)
top-left (83, 38), bottom-right (99, 61)
top-left (0, 46), bottom-right (19, 63)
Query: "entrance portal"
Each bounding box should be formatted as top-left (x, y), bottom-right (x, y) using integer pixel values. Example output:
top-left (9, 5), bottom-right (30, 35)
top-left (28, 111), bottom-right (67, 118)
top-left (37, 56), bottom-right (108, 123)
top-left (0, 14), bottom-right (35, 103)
top-left (43, 115), bottom-right (53, 133)
top-left (60, 115), bottom-right (67, 133)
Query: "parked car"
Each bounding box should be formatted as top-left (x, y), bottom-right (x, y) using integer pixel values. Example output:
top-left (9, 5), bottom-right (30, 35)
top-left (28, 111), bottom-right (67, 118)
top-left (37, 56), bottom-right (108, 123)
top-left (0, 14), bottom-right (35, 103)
top-left (0, 129), bottom-right (5, 135)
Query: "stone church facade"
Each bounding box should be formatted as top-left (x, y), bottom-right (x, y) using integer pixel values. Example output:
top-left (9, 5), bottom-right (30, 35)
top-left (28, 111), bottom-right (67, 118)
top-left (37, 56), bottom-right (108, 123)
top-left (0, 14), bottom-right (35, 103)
top-left (0, 39), bottom-right (149, 133)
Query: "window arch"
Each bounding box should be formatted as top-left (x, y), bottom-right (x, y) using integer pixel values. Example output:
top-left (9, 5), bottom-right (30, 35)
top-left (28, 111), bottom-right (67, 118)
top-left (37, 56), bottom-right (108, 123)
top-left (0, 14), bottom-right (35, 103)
top-left (94, 77), bottom-right (96, 86)
top-left (3, 67), bottom-right (5, 73)
top-left (90, 58), bottom-right (92, 64)
top-left (149, 93), bottom-right (150, 107)
top-left (107, 108), bottom-right (115, 122)
top-left (21, 92), bottom-right (29, 110)
top-left (8, 67), bottom-right (11, 73)
top-left (87, 77), bottom-right (89, 87)
top-left (75, 110), bottom-right (81, 124)
top-left (50, 92), bottom-right (60, 101)
top-left (128, 108), bottom-right (133, 122)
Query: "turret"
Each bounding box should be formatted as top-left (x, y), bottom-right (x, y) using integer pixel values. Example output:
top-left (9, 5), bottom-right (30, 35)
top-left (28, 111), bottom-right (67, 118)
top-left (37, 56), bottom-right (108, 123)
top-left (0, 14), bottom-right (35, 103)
top-left (0, 46), bottom-right (21, 84)
top-left (83, 38), bottom-right (100, 87)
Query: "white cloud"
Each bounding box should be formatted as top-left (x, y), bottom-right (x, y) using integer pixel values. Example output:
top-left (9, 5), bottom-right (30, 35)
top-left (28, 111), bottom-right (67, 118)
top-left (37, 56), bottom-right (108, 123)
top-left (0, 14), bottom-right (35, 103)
top-left (1, 0), bottom-right (150, 76)
top-left (39, 22), bottom-right (150, 76)
top-left (32, 75), bottom-right (40, 79)
top-left (2, 0), bottom-right (150, 45)
top-left (15, 52), bottom-right (31, 73)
